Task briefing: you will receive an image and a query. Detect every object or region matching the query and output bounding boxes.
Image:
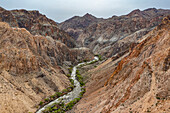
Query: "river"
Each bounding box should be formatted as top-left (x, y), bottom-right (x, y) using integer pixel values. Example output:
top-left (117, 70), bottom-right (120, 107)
top-left (36, 56), bottom-right (99, 113)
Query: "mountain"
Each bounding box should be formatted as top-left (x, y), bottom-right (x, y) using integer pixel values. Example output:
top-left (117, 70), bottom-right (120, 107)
top-left (0, 6), bottom-right (169, 113)
top-left (59, 13), bottom-right (103, 40)
top-left (71, 15), bottom-right (170, 113)
top-left (0, 21), bottom-right (93, 113)
top-left (0, 7), bottom-right (76, 48)
top-left (60, 8), bottom-right (170, 57)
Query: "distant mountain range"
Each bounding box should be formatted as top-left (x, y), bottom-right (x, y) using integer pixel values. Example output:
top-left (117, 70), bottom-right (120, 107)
top-left (59, 8), bottom-right (170, 57)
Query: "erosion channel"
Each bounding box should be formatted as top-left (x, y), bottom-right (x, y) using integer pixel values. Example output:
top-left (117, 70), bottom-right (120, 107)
top-left (36, 56), bottom-right (99, 113)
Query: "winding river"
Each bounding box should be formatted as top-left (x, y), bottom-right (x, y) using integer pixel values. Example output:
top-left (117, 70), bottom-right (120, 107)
top-left (36, 56), bottom-right (99, 113)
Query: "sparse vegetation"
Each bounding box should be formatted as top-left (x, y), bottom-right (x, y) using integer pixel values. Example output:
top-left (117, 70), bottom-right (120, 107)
top-left (39, 56), bottom-right (98, 112)
top-left (39, 101), bottom-right (43, 106)
top-left (66, 74), bottom-right (71, 77)
top-left (69, 78), bottom-right (74, 85)
top-left (79, 88), bottom-right (86, 98)
top-left (83, 59), bottom-right (88, 62)
top-left (42, 97), bottom-right (82, 113)
top-left (38, 86), bottom-right (74, 108)
top-left (95, 54), bottom-right (102, 61)
top-left (62, 89), bottom-right (68, 93)
top-left (76, 69), bottom-right (85, 87)
top-left (156, 96), bottom-right (160, 100)
top-left (55, 92), bottom-right (62, 97)
top-left (50, 94), bottom-right (56, 99)
top-left (89, 60), bottom-right (97, 64)
top-left (68, 67), bottom-right (73, 74)
top-left (45, 98), bottom-right (49, 102)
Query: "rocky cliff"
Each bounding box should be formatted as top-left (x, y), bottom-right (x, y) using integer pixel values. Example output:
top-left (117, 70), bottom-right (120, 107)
top-left (71, 16), bottom-right (170, 113)
top-left (0, 7), bottom-right (76, 48)
top-left (0, 22), bottom-right (93, 113)
top-left (60, 8), bottom-right (170, 57)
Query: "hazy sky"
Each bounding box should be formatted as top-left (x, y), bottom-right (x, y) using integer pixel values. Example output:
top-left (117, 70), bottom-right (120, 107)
top-left (1, 0), bottom-right (170, 22)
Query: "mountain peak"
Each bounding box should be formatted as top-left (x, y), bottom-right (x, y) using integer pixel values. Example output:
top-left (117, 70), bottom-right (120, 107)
top-left (128, 9), bottom-right (141, 16)
top-left (83, 13), bottom-right (96, 18)
top-left (144, 8), bottom-right (157, 12)
top-left (84, 13), bottom-right (92, 16)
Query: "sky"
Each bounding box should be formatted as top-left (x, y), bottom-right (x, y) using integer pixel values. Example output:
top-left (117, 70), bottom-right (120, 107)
top-left (1, 0), bottom-right (170, 22)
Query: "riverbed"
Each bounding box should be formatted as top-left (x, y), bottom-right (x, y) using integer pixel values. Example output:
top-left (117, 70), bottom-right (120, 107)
top-left (36, 56), bottom-right (99, 113)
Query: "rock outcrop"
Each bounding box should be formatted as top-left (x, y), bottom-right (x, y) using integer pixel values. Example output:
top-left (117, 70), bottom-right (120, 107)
top-left (0, 7), bottom-right (76, 48)
top-left (72, 16), bottom-right (170, 113)
top-left (0, 22), bottom-right (93, 113)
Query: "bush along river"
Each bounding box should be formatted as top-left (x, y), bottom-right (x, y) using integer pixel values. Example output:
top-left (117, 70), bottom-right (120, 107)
top-left (36, 56), bottom-right (99, 113)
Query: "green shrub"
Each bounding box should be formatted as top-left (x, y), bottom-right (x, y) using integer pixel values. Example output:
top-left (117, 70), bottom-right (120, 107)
top-left (83, 59), bottom-right (87, 62)
top-left (55, 92), bottom-right (62, 97)
top-left (76, 73), bottom-right (85, 87)
top-left (50, 94), bottom-right (56, 99)
top-left (69, 70), bottom-right (72, 74)
top-left (39, 101), bottom-right (43, 106)
top-left (79, 88), bottom-right (86, 98)
top-left (69, 79), bottom-right (74, 85)
top-left (66, 101), bottom-right (74, 110)
top-left (66, 74), bottom-right (71, 77)
top-left (80, 82), bottom-right (85, 86)
top-left (156, 96), bottom-right (160, 99)
top-left (74, 98), bottom-right (80, 102)
top-left (76, 74), bottom-right (83, 80)
top-left (62, 89), bottom-right (68, 93)
top-left (70, 84), bottom-right (74, 89)
top-left (76, 70), bottom-right (80, 75)
top-left (43, 106), bottom-right (53, 112)
top-left (68, 67), bottom-right (73, 74)
top-left (52, 106), bottom-right (58, 110)
top-left (45, 98), bottom-right (49, 102)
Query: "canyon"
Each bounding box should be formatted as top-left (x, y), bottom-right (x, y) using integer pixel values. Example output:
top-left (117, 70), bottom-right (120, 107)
top-left (0, 6), bottom-right (169, 113)
top-left (71, 15), bottom-right (170, 113)
top-left (0, 19), bottom-right (92, 113)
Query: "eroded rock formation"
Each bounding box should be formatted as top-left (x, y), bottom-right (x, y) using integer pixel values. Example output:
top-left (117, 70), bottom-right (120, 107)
top-left (72, 16), bottom-right (170, 113)
top-left (0, 6), bottom-right (76, 48)
top-left (0, 22), bottom-right (93, 113)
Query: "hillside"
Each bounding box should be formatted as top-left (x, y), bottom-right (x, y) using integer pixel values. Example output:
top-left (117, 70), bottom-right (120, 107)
top-left (0, 7), bottom-right (76, 48)
top-left (71, 16), bottom-right (170, 113)
top-left (0, 22), bottom-right (93, 113)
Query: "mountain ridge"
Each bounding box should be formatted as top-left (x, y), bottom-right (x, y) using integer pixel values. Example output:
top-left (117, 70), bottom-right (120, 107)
top-left (0, 6), bottom-right (77, 48)
top-left (59, 8), bottom-right (170, 58)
